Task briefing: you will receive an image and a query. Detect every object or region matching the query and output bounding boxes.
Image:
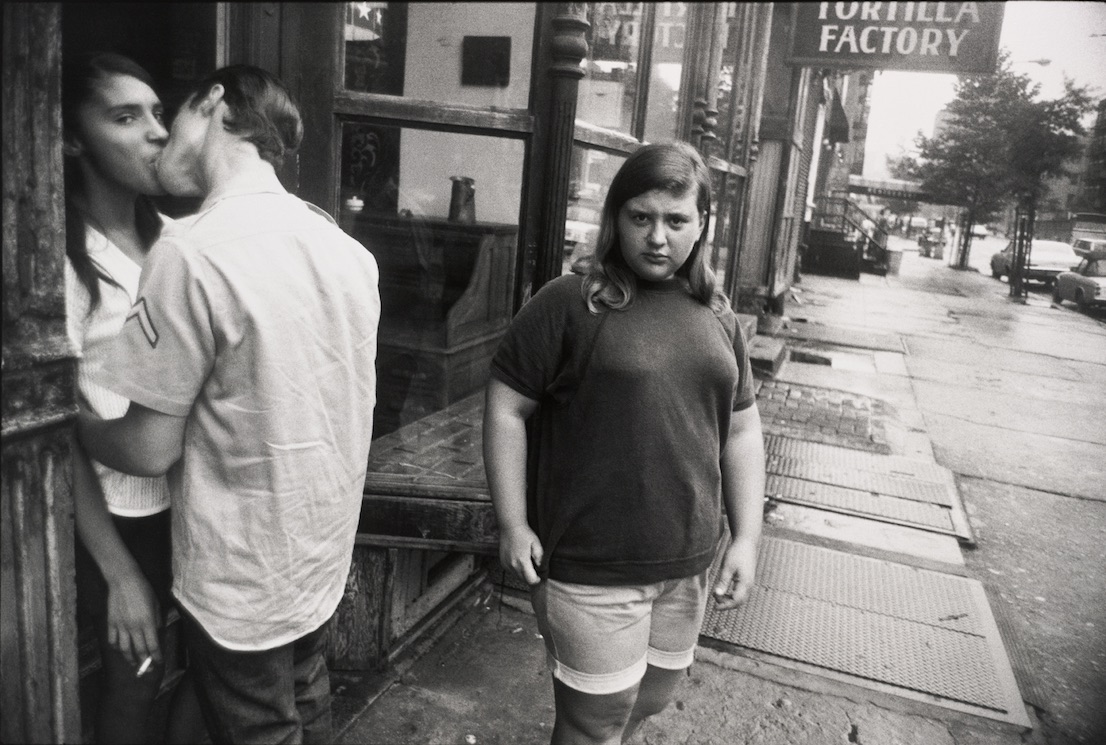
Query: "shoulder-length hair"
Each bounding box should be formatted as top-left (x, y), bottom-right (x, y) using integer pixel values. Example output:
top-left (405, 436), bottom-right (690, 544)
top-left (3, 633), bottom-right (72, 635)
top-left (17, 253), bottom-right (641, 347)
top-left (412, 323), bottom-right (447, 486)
top-left (581, 141), bottom-right (728, 315)
top-left (62, 52), bottom-right (163, 311)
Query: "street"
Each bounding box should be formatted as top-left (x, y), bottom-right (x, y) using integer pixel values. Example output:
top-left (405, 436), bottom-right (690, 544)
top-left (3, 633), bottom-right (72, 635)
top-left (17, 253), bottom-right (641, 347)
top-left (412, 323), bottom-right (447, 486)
top-left (925, 231), bottom-right (1106, 322)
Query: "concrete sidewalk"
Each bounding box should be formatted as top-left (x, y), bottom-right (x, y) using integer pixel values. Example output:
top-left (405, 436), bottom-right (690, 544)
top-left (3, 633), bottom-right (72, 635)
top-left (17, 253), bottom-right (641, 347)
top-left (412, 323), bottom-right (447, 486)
top-left (333, 245), bottom-right (1106, 745)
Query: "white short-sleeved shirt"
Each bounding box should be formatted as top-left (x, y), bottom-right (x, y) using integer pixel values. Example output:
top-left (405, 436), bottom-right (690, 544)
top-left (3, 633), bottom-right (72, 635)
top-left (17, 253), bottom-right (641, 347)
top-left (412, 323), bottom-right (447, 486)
top-left (98, 185), bottom-right (381, 651)
top-left (66, 223), bottom-right (172, 517)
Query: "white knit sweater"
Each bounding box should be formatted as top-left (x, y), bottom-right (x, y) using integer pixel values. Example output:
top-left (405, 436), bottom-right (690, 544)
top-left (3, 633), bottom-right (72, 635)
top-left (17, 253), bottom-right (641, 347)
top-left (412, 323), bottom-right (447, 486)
top-left (66, 223), bottom-right (171, 516)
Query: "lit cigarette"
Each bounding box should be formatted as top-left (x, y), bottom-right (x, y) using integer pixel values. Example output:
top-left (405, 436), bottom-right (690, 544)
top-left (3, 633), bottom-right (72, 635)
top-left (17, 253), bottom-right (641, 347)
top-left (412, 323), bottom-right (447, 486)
top-left (136, 656), bottom-right (153, 677)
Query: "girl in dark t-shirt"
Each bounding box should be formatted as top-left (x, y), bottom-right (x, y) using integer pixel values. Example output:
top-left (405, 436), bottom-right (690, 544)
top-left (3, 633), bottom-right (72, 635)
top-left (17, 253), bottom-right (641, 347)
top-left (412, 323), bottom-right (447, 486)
top-left (484, 142), bottom-right (766, 744)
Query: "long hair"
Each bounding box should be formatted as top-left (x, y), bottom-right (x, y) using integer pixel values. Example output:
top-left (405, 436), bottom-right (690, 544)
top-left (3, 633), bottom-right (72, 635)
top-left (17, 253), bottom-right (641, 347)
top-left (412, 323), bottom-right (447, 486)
top-left (63, 52), bottom-right (163, 311)
top-left (582, 141), bottom-right (728, 315)
top-left (185, 65), bottom-right (303, 168)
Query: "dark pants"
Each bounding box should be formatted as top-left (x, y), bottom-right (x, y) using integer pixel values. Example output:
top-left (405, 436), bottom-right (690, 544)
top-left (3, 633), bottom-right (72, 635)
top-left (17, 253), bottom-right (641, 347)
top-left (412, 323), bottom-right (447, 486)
top-left (178, 605), bottom-right (333, 745)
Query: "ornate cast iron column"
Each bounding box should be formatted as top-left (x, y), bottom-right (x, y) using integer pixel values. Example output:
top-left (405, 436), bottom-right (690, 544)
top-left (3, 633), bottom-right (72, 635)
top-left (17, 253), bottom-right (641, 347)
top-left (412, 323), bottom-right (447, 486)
top-left (690, 3), bottom-right (729, 155)
top-left (532, 3), bottom-right (589, 293)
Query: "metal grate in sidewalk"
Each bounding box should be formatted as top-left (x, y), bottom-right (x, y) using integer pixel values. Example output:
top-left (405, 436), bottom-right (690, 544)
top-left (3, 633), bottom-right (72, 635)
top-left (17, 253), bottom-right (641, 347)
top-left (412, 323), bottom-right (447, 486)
top-left (764, 435), bottom-right (949, 483)
top-left (763, 435), bottom-right (974, 542)
top-left (767, 455), bottom-right (954, 506)
top-left (701, 537), bottom-right (1029, 727)
top-left (766, 474), bottom-right (956, 534)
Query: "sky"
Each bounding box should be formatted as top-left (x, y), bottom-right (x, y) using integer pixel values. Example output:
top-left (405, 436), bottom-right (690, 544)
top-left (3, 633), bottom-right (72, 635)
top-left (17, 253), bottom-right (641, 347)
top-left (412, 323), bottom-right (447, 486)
top-left (864, 1), bottom-right (1106, 180)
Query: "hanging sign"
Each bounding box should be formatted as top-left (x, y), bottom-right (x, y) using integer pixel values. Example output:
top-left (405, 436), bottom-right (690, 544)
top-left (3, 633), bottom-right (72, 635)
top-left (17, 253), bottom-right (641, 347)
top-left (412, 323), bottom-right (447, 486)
top-left (788, 2), bottom-right (1005, 74)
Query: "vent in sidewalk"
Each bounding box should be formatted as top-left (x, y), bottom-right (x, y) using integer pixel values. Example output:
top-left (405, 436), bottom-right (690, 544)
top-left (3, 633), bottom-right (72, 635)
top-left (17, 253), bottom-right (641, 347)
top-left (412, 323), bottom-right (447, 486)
top-left (701, 537), bottom-right (1029, 727)
top-left (763, 435), bottom-right (974, 542)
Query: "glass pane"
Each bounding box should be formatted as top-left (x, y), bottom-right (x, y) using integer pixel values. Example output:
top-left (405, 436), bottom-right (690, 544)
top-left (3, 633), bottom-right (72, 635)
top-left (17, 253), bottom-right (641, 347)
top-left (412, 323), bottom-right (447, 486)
top-left (708, 169), bottom-right (744, 287)
top-left (344, 2), bottom-right (535, 109)
top-left (564, 146), bottom-right (627, 275)
top-left (338, 122), bottom-right (525, 485)
top-left (643, 2), bottom-right (687, 143)
top-left (575, 3), bottom-right (643, 133)
top-left (704, 169), bottom-right (726, 278)
top-left (713, 3), bottom-right (744, 161)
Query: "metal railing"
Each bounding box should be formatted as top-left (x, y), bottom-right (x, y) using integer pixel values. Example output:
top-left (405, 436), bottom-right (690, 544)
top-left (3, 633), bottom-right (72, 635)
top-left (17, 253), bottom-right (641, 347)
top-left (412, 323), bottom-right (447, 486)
top-left (812, 193), bottom-right (889, 266)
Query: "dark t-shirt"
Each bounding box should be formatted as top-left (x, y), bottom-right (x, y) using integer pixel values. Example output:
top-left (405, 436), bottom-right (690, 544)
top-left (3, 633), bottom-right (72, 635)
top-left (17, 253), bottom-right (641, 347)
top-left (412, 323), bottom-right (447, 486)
top-left (490, 273), bottom-right (756, 585)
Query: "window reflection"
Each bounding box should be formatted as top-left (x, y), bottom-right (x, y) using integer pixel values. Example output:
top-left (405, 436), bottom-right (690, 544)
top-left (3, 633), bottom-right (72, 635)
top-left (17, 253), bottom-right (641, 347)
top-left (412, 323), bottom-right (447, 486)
top-left (714, 3), bottom-right (747, 161)
top-left (707, 169), bottom-right (732, 281)
top-left (642, 2), bottom-right (687, 143)
top-left (344, 2), bottom-right (406, 94)
top-left (564, 146), bottom-right (627, 275)
top-left (576, 3), bottom-right (643, 133)
top-left (343, 2), bottom-right (534, 109)
top-left (339, 122), bottom-right (524, 474)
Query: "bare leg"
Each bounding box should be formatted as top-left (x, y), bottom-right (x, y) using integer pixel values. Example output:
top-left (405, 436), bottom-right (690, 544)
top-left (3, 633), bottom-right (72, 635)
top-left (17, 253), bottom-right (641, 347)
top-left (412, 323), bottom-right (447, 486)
top-left (621, 665), bottom-right (685, 744)
top-left (551, 676), bottom-right (640, 745)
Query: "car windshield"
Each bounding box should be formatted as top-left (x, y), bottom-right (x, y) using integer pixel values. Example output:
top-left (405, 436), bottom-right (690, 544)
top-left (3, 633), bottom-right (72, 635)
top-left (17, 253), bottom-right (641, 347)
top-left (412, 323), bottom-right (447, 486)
top-left (1086, 260), bottom-right (1106, 278)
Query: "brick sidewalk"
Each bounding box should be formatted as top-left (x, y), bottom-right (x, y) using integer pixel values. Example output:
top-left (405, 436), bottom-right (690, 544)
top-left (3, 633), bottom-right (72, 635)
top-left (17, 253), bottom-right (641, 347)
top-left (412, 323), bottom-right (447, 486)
top-left (755, 379), bottom-right (890, 454)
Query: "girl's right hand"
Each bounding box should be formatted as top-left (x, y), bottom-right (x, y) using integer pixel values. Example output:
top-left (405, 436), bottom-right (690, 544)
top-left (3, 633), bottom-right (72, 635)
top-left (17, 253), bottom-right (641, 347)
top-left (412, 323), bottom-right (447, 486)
top-left (105, 565), bottom-right (162, 669)
top-left (499, 524), bottom-right (544, 586)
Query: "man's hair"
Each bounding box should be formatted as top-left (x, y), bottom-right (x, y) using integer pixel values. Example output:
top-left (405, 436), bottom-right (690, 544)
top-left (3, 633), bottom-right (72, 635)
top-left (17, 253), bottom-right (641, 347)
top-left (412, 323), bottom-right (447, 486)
top-left (582, 141), bottom-right (728, 315)
top-left (187, 65), bottom-right (303, 167)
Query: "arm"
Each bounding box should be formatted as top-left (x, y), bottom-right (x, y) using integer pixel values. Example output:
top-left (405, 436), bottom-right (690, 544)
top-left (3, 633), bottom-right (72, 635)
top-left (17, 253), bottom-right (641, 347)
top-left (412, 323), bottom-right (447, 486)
top-left (482, 377), bottom-right (543, 585)
top-left (78, 400), bottom-right (187, 477)
top-left (713, 403), bottom-right (766, 610)
top-left (71, 435), bottom-right (162, 666)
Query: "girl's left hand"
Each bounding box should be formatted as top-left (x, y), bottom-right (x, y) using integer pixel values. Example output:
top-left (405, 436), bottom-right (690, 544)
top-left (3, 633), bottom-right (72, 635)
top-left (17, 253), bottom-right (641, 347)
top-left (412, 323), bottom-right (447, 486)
top-left (713, 536), bottom-right (758, 610)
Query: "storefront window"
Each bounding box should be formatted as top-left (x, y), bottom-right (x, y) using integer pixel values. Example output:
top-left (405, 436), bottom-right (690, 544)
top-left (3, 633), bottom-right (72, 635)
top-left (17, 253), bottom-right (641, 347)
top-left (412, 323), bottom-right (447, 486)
top-left (343, 2), bottom-right (535, 110)
top-left (575, 3), bottom-right (644, 134)
top-left (713, 4), bottom-right (745, 161)
top-left (642, 1), bottom-right (687, 143)
top-left (564, 146), bottom-right (627, 275)
top-left (707, 169), bottom-right (735, 281)
top-left (338, 121), bottom-right (525, 485)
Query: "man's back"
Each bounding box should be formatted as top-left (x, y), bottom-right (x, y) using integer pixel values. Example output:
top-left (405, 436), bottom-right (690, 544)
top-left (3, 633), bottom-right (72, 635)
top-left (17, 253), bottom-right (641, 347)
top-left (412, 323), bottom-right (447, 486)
top-left (103, 187), bottom-right (380, 649)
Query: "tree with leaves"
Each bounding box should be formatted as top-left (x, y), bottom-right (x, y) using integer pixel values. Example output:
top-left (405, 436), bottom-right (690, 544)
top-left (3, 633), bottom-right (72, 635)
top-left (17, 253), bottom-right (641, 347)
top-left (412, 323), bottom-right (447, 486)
top-left (903, 51), bottom-right (1093, 271)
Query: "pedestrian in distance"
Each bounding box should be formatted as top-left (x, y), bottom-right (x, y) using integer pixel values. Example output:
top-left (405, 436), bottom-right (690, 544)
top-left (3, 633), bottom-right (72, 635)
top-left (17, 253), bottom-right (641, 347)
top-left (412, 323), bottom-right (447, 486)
top-left (63, 51), bottom-right (206, 745)
top-left (483, 141), bottom-right (766, 745)
top-left (78, 65), bottom-right (381, 744)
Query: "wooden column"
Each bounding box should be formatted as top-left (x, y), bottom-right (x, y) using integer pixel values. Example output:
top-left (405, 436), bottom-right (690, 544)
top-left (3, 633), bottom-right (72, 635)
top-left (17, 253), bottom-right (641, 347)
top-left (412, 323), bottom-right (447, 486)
top-left (530, 3), bottom-right (589, 294)
top-left (2, 4), bottom-right (83, 743)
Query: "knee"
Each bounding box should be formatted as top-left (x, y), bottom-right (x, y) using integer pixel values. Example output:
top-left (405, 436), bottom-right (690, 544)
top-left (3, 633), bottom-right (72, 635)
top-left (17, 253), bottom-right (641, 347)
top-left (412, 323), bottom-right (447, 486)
top-left (562, 704), bottom-right (631, 742)
top-left (553, 681), bottom-right (637, 744)
top-left (632, 688), bottom-right (672, 721)
top-left (633, 666), bottom-right (685, 720)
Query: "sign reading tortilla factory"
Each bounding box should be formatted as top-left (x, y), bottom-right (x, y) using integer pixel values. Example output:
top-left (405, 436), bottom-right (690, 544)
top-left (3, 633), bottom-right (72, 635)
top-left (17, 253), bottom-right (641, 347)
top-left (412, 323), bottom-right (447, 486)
top-left (788, 2), bottom-right (1005, 74)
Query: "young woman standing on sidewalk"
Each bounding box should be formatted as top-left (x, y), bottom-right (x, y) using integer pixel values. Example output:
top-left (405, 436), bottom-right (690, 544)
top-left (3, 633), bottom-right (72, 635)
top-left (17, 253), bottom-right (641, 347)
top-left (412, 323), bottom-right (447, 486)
top-left (63, 52), bottom-right (204, 744)
top-left (484, 142), bottom-right (766, 744)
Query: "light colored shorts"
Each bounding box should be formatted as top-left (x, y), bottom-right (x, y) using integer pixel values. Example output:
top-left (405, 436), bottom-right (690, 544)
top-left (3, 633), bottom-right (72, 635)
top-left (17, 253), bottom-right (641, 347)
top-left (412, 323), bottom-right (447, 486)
top-left (530, 569), bottom-right (710, 695)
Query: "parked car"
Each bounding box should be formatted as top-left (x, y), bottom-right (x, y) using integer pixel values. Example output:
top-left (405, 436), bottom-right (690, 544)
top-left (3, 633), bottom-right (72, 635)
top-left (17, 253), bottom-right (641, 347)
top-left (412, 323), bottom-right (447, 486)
top-left (1072, 237), bottom-right (1106, 257)
top-left (989, 239), bottom-right (1081, 286)
top-left (1053, 252), bottom-right (1106, 310)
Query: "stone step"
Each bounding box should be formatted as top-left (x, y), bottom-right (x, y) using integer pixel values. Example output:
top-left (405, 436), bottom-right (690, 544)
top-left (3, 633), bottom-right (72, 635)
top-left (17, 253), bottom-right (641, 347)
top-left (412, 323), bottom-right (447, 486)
top-left (749, 334), bottom-right (787, 376)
